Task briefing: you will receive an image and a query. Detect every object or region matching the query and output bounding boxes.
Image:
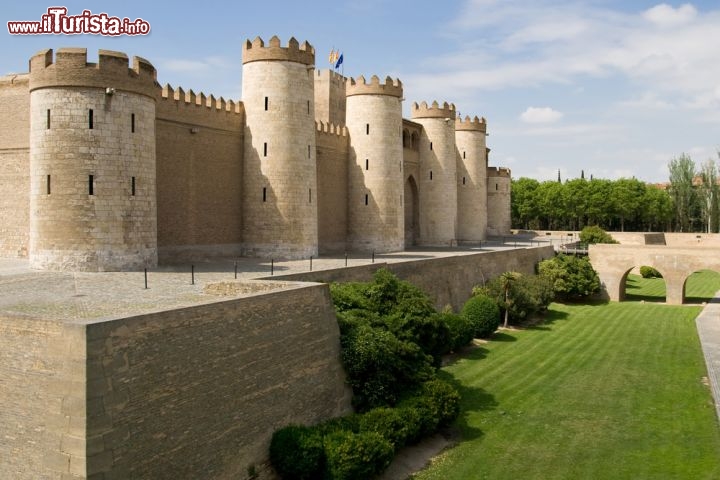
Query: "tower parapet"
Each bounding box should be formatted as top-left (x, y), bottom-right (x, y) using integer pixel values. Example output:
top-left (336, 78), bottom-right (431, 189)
top-left (29, 48), bottom-right (157, 98)
top-left (345, 75), bottom-right (403, 98)
top-left (455, 115), bottom-right (487, 133)
top-left (242, 36), bottom-right (314, 65)
top-left (411, 101), bottom-right (455, 119)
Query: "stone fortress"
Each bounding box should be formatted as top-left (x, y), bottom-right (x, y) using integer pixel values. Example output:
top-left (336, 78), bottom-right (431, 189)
top-left (0, 35), bottom-right (511, 271)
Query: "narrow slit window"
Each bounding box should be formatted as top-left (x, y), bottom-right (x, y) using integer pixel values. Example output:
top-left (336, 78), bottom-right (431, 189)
top-left (263, 187), bottom-right (267, 202)
top-left (430, 142), bottom-right (433, 151)
top-left (364, 194), bottom-right (369, 206)
top-left (46, 109), bottom-right (51, 129)
top-left (308, 145), bottom-right (311, 159)
top-left (307, 100), bottom-right (310, 115)
top-left (89, 109), bottom-right (93, 129)
top-left (263, 142), bottom-right (268, 157)
top-left (309, 188), bottom-right (312, 203)
top-left (430, 171), bottom-right (433, 181)
top-left (131, 113), bottom-right (135, 133)
top-left (496, 183), bottom-right (499, 191)
top-left (365, 159), bottom-right (369, 170)
top-left (366, 123), bottom-right (370, 135)
top-left (131, 176), bottom-right (136, 196)
top-left (88, 175), bottom-right (94, 195)
top-left (462, 176), bottom-right (466, 185)
top-left (46, 175), bottom-right (51, 195)
top-left (264, 96), bottom-right (268, 111)
top-left (463, 151), bottom-right (466, 159)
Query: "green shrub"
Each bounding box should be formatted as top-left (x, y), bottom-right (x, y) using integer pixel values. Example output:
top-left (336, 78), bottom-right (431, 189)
top-left (538, 254), bottom-right (601, 299)
top-left (269, 425), bottom-right (325, 480)
top-left (461, 294), bottom-right (501, 338)
top-left (323, 431), bottom-right (394, 480)
top-left (477, 274), bottom-right (554, 325)
top-left (439, 312), bottom-right (475, 351)
top-left (340, 324), bottom-right (434, 411)
top-left (359, 406), bottom-right (420, 450)
top-left (579, 225), bottom-right (618, 244)
top-left (640, 266), bottom-right (663, 278)
top-left (418, 378), bottom-right (461, 427)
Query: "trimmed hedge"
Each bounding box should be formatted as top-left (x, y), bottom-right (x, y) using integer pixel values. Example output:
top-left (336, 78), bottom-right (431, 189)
top-left (640, 265), bottom-right (663, 278)
top-left (461, 294), bottom-right (501, 338)
top-left (323, 431), bottom-right (394, 480)
top-left (269, 425), bottom-right (325, 480)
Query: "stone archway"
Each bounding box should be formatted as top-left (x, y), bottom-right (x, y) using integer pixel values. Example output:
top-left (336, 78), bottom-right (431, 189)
top-left (404, 175), bottom-right (419, 247)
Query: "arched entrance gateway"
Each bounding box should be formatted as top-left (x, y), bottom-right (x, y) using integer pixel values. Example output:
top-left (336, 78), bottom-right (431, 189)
top-left (404, 175), bottom-right (419, 247)
top-left (589, 244), bottom-right (720, 304)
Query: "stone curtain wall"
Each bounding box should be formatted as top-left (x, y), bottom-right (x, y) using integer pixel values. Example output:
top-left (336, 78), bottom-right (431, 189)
top-left (0, 75), bottom-right (30, 257)
top-left (0, 317), bottom-right (86, 479)
top-left (269, 246), bottom-right (555, 311)
top-left (155, 91), bottom-right (244, 261)
top-left (82, 284), bottom-right (351, 479)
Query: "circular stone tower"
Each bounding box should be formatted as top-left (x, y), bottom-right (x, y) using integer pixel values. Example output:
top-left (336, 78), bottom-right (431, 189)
top-left (455, 115), bottom-right (488, 243)
top-left (345, 75), bottom-right (404, 253)
top-left (241, 36), bottom-right (317, 259)
top-left (411, 101), bottom-right (458, 246)
top-left (28, 48), bottom-right (158, 271)
top-left (487, 167), bottom-right (512, 236)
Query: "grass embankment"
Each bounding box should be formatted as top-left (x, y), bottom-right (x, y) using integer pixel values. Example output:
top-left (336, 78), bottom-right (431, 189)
top-left (414, 277), bottom-right (720, 480)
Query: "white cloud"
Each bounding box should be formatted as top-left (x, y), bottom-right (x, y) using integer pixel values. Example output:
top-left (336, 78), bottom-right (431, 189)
top-left (618, 92), bottom-right (674, 110)
top-left (520, 107), bottom-right (563, 124)
top-left (643, 3), bottom-right (697, 27)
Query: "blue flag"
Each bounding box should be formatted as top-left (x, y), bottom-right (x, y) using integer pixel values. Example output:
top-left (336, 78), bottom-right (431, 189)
top-left (334, 53), bottom-right (343, 69)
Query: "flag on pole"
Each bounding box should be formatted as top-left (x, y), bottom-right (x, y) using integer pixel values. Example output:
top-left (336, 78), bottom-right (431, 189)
top-left (334, 53), bottom-right (344, 70)
top-left (328, 49), bottom-right (339, 65)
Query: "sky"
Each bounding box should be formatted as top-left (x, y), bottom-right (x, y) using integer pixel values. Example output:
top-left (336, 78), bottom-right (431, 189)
top-left (2, 0), bottom-right (719, 183)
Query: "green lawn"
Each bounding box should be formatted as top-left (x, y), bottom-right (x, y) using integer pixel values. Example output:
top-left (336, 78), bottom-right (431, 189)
top-left (412, 301), bottom-right (720, 480)
top-left (625, 270), bottom-right (720, 303)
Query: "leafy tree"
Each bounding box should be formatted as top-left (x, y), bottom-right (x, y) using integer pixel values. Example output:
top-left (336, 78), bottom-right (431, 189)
top-left (499, 272), bottom-right (520, 328)
top-left (642, 186), bottom-right (673, 232)
top-left (538, 254), bottom-right (600, 300)
top-left (511, 177), bottom-right (541, 229)
top-left (699, 158), bottom-right (719, 233)
top-left (611, 178), bottom-right (645, 231)
top-left (564, 178), bottom-right (589, 230)
top-left (668, 154), bottom-right (696, 232)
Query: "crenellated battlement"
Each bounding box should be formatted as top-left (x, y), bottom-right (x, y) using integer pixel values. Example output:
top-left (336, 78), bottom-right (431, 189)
top-left (315, 121), bottom-right (347, 137)
top-left (159, 84), bottom-right (242, 114)
top-left (455, 115), bottom-right (487, 133)
top-left (29, 48), bottom-right (157, 98)
top-left (345, 75), bottom-right (403, 98)
top-left (487, 166), bottom-right (512, 178)
top-left (411, 100), bottom-right (456, 120)
top-left (242, 36), bottom-right (314, 66)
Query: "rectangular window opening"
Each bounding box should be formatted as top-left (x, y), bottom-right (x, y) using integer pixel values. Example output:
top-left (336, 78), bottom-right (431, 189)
top-left (308, 145), bottom-right (311, 159)
top-left (430, 171), bottom-right (433, 181)
top-left (365, 159), bottom-right (369, 170)
top-left (89, 175), bottom-right (94, 195)
top-left (430, 142), bottom-right (433, 151)
top-left (89, 109), bottom-right (94, 130)
top-left (364, 194), bottom-right (368, 206)
top-left (46, 109), bottom-right (51, 129)
top-left (264, 96), bottom-right (268, 111)
top-left (463, 151), bottom-right (466, 159)
top-left (463, 176), bottom-right (466, 185)
top-left (263, 187), bottom-right (267, 202)
top-left (131, 113), bottom-right (135, 133)
top-left (366, 123), bottom-right (369, 135)
top-left (131, 176), bottom-right (136, 196)
top-left (496, 183), bottom-right (499, 191)
top-left (46, 175), bottom-right (51, 195)
top-left (307, 100), bottom-right (310, 115)
top-left (309, 188), bottom-right (312, 203)
top-left (263, 142), bottom-right (268, 157)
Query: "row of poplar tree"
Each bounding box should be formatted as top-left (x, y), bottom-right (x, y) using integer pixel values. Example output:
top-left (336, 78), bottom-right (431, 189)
top-left (511, 153), bottom-right (720, 233)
